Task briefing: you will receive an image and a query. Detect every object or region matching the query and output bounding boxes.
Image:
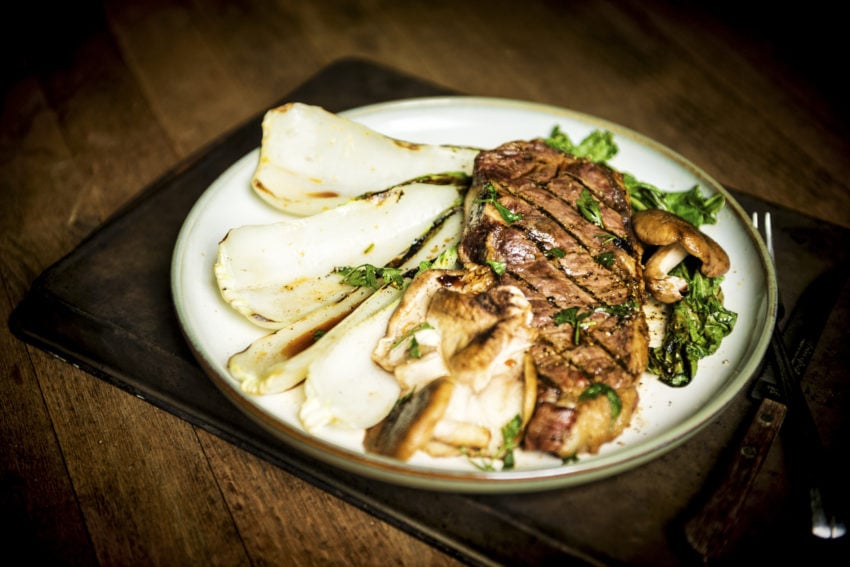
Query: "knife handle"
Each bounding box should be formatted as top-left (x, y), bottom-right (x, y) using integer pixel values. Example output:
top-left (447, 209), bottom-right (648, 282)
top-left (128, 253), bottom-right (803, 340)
top-left (683, 397), bottom-right (787, 559)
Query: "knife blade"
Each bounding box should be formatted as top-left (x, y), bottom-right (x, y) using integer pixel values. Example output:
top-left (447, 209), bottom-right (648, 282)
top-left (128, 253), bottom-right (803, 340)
top-left (751, 263), bottom-right (850, 404)
top-left (767, 264), bottom-right (849, 539)
top-left (684, 263), bottom-right (850, 559)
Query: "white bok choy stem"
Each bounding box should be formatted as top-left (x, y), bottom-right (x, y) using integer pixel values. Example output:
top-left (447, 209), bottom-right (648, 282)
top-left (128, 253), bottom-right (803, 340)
top-left (252, 102), bottom-right (480, 215)
top-left (234, 284), bottom-right (401, 401)
top-left (299, 287), bottom-right (403, 431)
top-left (222, 180), bottom-right (466, 395)
top-left (214, 174), bottom-right (467, 331)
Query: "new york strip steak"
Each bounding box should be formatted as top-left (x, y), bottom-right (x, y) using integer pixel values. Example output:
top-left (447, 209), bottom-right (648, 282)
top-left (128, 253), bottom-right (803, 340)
top-left (458, 139), bottom-right (649, 457)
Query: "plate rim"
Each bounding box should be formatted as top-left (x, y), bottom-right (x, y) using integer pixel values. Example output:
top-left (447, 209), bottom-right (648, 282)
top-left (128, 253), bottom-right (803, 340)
top-left (171, 95), bottom-right (778, 493)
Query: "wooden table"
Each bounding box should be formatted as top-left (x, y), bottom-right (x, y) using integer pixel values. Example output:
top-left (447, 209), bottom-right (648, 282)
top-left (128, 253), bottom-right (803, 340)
top-left (3, 2), bottom-right (848, 565)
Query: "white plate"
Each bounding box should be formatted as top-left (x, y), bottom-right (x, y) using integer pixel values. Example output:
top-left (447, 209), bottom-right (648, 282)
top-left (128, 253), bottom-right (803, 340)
top-left (171, 96), bottom-right (777, 492)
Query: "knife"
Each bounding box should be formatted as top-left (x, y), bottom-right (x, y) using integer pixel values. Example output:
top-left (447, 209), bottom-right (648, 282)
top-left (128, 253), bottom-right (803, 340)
top-left (683, 262), bottom-right (850, 559)
top-left (766, 264), bottom-right (849, 540)
top-left (751, 263), bottom-right (850, 406)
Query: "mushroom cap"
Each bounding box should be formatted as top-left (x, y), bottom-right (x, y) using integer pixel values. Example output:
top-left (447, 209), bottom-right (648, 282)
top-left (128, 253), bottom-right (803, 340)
top-left (632, 209), bottom-right (730, 277)
top-left (632, 209), bottom-right (730, 303)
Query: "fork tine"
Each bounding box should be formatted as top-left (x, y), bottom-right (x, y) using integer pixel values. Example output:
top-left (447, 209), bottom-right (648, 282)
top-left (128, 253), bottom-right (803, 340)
top-left (752, 211), bottom-right (774, 260)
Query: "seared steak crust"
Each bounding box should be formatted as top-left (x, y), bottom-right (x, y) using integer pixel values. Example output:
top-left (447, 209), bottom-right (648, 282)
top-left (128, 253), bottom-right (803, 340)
top-left (458, 139), bottom-right (649, 456)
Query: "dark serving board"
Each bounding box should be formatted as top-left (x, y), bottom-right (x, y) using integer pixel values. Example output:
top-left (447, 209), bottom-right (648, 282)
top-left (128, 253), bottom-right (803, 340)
top-left (9, 57), bottom-right (850, 566)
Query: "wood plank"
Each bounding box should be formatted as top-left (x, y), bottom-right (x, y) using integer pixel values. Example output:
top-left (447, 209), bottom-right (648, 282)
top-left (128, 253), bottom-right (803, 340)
top-left (105, 0), bottom-right (301, 154)
top-left (42, 358), bottom-right (252, 565)
top-left (0, 76), bottom-right (100, 567)
top-left (1, 7), bottom-right (250, 565)
top-left (197, 431), bottom-right (465, 566)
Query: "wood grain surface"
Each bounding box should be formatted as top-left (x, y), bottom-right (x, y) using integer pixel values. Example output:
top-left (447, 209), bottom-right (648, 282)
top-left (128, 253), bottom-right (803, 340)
top-left (2, 1), bottom-right (848, 565)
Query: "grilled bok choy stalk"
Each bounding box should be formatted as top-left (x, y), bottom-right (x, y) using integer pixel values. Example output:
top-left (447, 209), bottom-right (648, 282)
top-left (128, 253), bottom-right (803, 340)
top-left (299, 286), bottom-right (403, 431)
top-left (216, 174), bottom-right (469, 394)
top-left (252, 102), bottom-right (479, 215)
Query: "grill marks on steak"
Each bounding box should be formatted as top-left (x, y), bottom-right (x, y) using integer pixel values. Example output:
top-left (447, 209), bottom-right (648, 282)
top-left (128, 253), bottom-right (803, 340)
top-left (458, 139), bottom-right (649, 456)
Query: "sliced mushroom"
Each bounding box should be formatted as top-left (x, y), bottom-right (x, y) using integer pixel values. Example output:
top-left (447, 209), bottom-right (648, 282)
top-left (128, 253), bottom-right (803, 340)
top-left (429, 285), bottom-right (537, 393)
top-left (368, 267), bottom-right (538, 461)
top-left (364, 355), bottom-right (539, 460)
top-left (632, 209), bottom-right (730, 303)
top-left (363, 377), bottom-right (455, 461)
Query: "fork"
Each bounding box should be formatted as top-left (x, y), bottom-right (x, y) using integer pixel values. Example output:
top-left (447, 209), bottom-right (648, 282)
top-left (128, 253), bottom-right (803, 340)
top-left (754, 211), bottom-right (846, 540)
top-left (684, 213), bottom-right (845, 558)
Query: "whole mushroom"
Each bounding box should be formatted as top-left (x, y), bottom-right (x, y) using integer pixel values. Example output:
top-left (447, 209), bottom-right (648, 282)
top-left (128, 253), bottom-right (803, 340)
top-left (632, 209), bottom-right (730, 303)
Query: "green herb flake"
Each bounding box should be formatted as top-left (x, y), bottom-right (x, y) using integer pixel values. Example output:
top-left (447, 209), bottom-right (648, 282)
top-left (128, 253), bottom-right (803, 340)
top-left (593, 251), bottom-right (615, 267)
top-left (545, 247), bottom-right (566, 259)
top-left (463, 448), bottom-right (497, 472)
top-left (432, 245), bottom-right (459, 270)
top-left (462, 414), bottom-right (523, 471)
top-left (577, 188), bottom-right (604, 228)
top-left (390, 322), bottom-right (435, 352)
top-left (552, 307), bottom-right (596, 344)
top-left (415, 245), bottom-right (459, 277)
top-left (499, 415), bottom-right (523, 469)
top-left (596, 301), bottom-right (638, 317)
top-left (335, 264), bottom-right (405, 289)
top-left (475, 182), bottom-right (522, 224)
top-left (487, 260), bottom-right (507, 276)
top-left (596, 233), bottom-right (619, 245)
top-left (407, 335), bottom-right (422, 359)
top-left (578, 383), bottom-right (622, 423)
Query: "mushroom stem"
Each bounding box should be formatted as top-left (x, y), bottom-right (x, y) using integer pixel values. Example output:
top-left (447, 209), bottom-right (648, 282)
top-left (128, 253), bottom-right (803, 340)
top-left (645, 242), bottom-right (690, 303)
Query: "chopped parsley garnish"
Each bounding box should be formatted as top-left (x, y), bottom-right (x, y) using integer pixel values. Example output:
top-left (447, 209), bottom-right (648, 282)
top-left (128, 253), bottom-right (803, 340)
top-left (475, 182), bottom-right (523, 224)
top-left (416, 245), bottom-right (459, 275)
top-left (577, 188), bottom-right (604, 228)
top-left (407, 335), bottom-right (423, 359)
top-left (552, 307), bottom-right (596, 344)
top-left (579, 383), bottom-right (622, 423)
top-left (498, 415), bottom-right (523, 469)
top-left (486, 260), bottom-right (506, 276)
top-left (545, 247), bottom-right (566, 259)
top-left (391, 322), bottom-right (435, 358)
top-left (593, 251), bottom-right (615, 267)
top-left (596, 301), bottom-right (638, 317)
top-left (335, 264), bottom-right (405, 289)
top-left (463, 414), bottom-right (523, 471)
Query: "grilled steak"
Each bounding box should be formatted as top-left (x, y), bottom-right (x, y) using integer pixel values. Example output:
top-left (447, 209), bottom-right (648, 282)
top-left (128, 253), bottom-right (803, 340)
top-left (458, 139), bottom-right (649, 456)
